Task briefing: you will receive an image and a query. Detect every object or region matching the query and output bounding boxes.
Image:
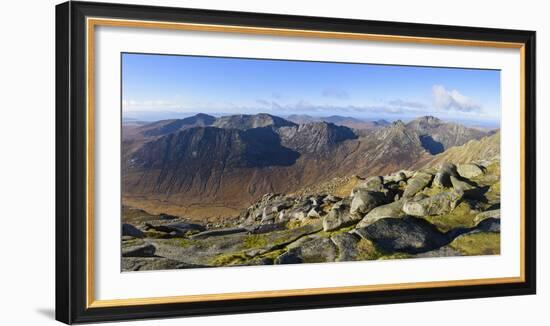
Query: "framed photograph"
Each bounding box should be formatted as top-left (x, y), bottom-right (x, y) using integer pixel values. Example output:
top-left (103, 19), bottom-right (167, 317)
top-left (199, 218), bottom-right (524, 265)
top-left (56, 1), bottom-right (536, 324)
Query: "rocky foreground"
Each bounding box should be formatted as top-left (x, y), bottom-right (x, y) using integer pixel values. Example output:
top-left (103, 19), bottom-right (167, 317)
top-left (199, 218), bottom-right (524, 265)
top-left (121, 160), bottom-right (500, 271)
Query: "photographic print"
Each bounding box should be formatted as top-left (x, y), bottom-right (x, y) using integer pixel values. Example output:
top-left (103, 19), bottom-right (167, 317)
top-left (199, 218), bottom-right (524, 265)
top-left (120, 53), bottom-right (501, 271)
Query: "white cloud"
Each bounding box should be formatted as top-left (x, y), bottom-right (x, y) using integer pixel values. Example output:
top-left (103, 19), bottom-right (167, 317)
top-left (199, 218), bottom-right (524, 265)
top-left (432, 85), bottom-right (481, 113)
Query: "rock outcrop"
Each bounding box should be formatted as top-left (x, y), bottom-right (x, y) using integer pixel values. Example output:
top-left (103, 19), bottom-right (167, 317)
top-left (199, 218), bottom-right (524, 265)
top-left (121, 157), bottom-right (500, 271)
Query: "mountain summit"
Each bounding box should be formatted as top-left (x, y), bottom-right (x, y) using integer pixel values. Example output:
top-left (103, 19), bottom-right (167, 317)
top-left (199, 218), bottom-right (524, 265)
top-left (212, 113), bottom-right (296, 130)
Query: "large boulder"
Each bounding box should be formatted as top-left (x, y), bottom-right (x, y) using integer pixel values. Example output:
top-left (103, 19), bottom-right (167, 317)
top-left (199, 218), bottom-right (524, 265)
top-left (145, 221), bottom-right (206, 236)
top-left (457, 163), bottom-right (485, 179)
top-left (350, 189), bottom-right (386, 216)
top-left (323, 200), bottom-right (359, 231)
top-left (151, 222), bottom-right (322, 266)
top-left (403, 172), bottom-right (433, 198)
top-left (474, 209), bottom-right (501, 223)
top-left (122, 223), bottom-right (144, 238)
top-left (331, 232), bottom-right (360, 262)
top-left (402, 190), bottom-right (462, 216)
top-left (433, 163), bottom-right (459, 188)
top-left (355, 217), bottom-right (448, 254)
top-left (275, 235), bottom-right (338, 264)
top-left (355, 176), bottom-right (385, 192)
top-left (356, 200), bottom-right (406, 228)
top-left (121, 240), bottom-right (156, 257)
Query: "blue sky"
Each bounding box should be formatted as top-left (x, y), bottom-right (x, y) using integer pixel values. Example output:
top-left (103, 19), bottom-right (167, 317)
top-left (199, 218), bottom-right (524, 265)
top-left (122, 53), bottom-right (501, 125)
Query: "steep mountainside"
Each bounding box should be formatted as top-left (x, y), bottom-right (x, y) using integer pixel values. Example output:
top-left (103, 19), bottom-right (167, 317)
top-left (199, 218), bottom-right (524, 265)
top-left (410, 131), bottom-right (500, 170)
top-left (277, 122), bottom-right (357, 153)
top-left (138, 113), bottom-right (216, 137)
top-left (406, 116), bottom-right (487, 154)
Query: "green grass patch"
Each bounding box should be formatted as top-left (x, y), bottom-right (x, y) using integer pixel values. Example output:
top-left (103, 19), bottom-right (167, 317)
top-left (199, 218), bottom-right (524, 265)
top-left (378, 252), bottom-right (412, 260)
top-left (243, 234), bottom-right (269, 249)
top-left (209, 252), bottom-right (250, 266)
top-left (449, 232), bottom-right (500, 255)
top-left (356, 238), bottom-right (383, 260)
top-left (422, 201), bottom-right (478, 232)
top-left (164, 238), bottom-right (194, 248)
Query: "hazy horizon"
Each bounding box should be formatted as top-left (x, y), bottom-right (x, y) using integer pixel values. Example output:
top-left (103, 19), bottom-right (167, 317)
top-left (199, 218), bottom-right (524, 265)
top-left (122, 110), bottom-right (500, 129)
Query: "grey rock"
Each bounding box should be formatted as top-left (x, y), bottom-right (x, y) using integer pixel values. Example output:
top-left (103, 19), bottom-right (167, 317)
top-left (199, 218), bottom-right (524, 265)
top-left (350, 189), bottom-right (386, 216)
top-left (249, 223), bottom-right (286, 234)
top-left (413, 246), bottom-right (463, 258)
top-left (122, 223), bottom-right (144, 238)
top-left (403, 172), bottom-right (433, 198)
top-left (457, 163), bottom-right (485, 179)
top-left (473, 217), bottom-right (501, 233)
top-left (190, 227), bottom-right (248, 239)
top-left (275, 235), bottom-right (338, 264)
top-left (145, 221), bottom-right (206, 236)
top-left (152, 222), bottom-right (322, 265)
top-left (356, 176), bottom-right (385, 192)
top-left (403, 190), bottom-right (462, 216)
top-left (122, 240), bottom-right (156, 257)
top-left (433, 162), bottom-right (459, 188)
top-left (355, 217), bottom-right (448, 254)
top-left (323, 201), bottom-right (360, 232)
top-left (122, 257), bottom-right (199, 271)
top-left (307, 207), bottom-right (321, 218)
top-left (331, 232), bottom-right (360, 261)
top-left (356, 200), bottom-right (406, 228)
top-left (474, 209), bottom-right (501, 223)
top-left (322, 195), bottom-right (341, 204)
top-left (384, 171), bottom-right (408, 183)
top-left (450, 175), bottom-right (476, 193)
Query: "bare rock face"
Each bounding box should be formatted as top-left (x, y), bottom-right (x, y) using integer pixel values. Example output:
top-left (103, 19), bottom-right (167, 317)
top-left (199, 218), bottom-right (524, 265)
top-left (405, 116), bottom-right (487, 152)
top-left (403, 189), bottom-right (462, 216)
top-left (212, 113), bottom-right (296, 130)
top-left (277, 121), bottom-right (357, 153)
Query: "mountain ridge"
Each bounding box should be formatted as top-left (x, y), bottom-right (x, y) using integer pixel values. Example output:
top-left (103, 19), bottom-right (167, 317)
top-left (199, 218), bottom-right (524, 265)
top-left (122, 113), bottom-right (496, 221)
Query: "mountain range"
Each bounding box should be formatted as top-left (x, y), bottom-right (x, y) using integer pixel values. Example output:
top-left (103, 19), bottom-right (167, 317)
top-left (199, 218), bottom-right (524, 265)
top-left (122, 113), bottom-right (498, 221)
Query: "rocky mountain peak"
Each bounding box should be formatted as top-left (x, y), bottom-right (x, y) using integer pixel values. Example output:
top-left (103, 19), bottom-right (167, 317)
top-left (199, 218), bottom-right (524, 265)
top-left (139, 113), bottom-right (216, 137)
top-left (212, 113), bottom-right (296, 130)
top-left (415, 115), bottom-right (443, 125)
top-left (277, 121), bottom-right (357, 153)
